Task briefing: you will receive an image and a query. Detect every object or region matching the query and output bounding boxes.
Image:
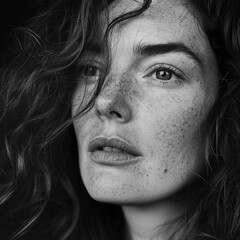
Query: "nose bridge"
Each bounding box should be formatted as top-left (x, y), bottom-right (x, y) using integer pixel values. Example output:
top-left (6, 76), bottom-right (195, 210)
top-left (101, 71), bottom-right (131, 101)
top-left (102, 26), bottom-right (131, 99)
top-left (94, 71), bottom-right (133, 122)
top-left (94, 27), bottom-right (134, 122)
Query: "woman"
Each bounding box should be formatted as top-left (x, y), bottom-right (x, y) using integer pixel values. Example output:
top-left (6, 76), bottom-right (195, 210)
top-left (1, 0), bottom-right (240, 239)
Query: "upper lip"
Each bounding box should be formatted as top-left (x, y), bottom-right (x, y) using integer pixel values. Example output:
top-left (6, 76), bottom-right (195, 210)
top-left (88, 136), bottom-right (141, 156)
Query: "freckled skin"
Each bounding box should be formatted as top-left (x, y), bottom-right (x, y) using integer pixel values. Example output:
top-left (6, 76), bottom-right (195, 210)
top-left (72, 0), bottom-right (218, 205)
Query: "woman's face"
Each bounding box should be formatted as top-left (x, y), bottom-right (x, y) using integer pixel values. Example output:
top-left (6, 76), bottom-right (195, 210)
top-left (72, 0), bottom-right (218, 205)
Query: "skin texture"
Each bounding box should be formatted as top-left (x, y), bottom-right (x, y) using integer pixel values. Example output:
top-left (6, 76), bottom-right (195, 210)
top-left (72, 0), bottom-right (218, 209)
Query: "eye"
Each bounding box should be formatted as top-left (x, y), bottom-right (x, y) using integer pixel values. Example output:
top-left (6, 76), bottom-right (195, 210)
top-left (155, 70), bottom-right (172, 80)
top-left (82, 65), bottom-right (100, 78)
top-left (76, 62), bottom-right (102, 84)
top-left (144, 63), bottom-right (185, 86)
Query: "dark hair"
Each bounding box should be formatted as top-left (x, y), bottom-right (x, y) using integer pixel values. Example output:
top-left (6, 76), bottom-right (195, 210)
top-left (0, 0), bottom-right (108, 239)
top-left (1, 0), bottom-right (240, 239)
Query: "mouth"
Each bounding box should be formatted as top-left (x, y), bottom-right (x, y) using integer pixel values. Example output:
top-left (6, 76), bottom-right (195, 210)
top-left (88, 137), bottom-right (141, 165)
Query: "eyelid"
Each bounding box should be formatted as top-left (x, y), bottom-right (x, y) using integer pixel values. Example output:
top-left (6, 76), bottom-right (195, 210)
top-left (144, 63), bottom-right (186, 80)
top-left (77, 59), bottom-right (102, 67)
top-left (76, 60), bottom-right (103, 75)
top-left (74, 61), bottom-right (103, 87)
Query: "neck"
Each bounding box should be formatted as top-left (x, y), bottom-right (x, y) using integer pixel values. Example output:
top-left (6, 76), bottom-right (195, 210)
top-left (122, 198), bottom-right (185, 240)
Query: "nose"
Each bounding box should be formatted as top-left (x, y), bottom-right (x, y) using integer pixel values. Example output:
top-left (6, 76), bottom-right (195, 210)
top-left (94, 79), bottom-right (132, 123)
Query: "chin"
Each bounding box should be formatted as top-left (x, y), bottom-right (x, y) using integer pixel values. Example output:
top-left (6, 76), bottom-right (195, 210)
top-left (90, 193), bottom-right (152, 206)
top-left (85, 183), bottom-right (179, 207)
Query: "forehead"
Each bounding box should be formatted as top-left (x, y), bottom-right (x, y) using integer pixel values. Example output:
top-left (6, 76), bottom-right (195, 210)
top-left (107, 0), bottom-right (213, 66)
top-left (108, 0), bottom-right (199, 37)
top-left (109, 0), bottom-right (188, 17)
top-left (109, 0), bottom-right (192, 22)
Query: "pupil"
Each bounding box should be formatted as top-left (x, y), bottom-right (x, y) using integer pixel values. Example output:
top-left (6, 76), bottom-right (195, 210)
top-left (156, 70), bottom-right (171, 80)
top-left (84, 66), bottom-right (98, 77)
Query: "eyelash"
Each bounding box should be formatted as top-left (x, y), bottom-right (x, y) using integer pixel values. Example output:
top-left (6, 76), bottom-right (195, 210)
top-left (144, 64), bottom-right (186, 86)
top-left (77, 62), bottom-right (186, 88)
top-left (76, 62), bottom-right (102, 83)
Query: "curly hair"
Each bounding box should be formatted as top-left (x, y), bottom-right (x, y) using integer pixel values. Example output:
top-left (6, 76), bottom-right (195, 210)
top-left (0, 0), bottom-right (108, 239)
top-left (0, 0), bottom-right (240, 239)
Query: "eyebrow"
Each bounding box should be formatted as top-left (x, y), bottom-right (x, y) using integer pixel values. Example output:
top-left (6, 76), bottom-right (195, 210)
top-left (134, 42), bottom-right (204, 68)
top-left (83, 43), bottom-right (104, 56)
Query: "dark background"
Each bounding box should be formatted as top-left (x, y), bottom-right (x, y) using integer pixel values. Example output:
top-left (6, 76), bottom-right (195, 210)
top-left (0, 0), bottom-right (49, 52)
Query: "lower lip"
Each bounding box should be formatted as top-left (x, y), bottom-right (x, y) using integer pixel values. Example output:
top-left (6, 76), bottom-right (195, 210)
top-left (89, 150), bottom-right (140, 166)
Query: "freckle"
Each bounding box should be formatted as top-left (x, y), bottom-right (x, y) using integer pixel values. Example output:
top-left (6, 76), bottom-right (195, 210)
top-left (132, 90), bottom-right (139, 96)
top-left (164, 169), bottom-right (168, 173)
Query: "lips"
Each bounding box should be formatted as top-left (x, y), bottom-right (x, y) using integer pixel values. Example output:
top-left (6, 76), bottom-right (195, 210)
top-left (88, 137), bottom-right (141, 165)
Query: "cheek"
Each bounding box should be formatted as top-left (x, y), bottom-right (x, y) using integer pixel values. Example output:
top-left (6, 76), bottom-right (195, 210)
top-left (72, 82), bottom-right (96, 133)
top-left (72, 80), bottom-right (98, 116)
top-left (72, 83), bottom-right (84, 117)
top-left (139, 88), bottom-right (209, 174)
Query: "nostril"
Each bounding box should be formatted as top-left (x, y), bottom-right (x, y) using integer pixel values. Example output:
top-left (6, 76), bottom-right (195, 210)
top-left (109, 111), bottom-right (122, 119)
